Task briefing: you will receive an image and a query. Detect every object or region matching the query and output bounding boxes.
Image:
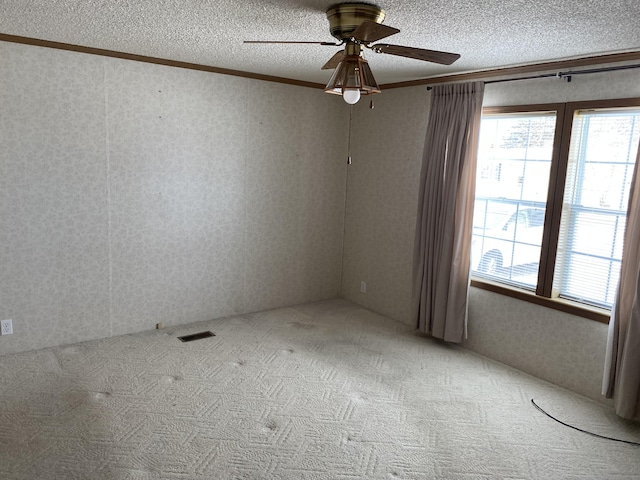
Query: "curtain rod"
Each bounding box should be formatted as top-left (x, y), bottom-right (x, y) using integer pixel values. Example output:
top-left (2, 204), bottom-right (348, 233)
top-left (426, 63), bottom-right (640, 90)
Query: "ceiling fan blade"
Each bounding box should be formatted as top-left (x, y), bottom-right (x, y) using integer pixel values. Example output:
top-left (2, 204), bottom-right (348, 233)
top-left (321, 51), bottom-right (345, 70)
top-left (244, 40), bottom-right (340, 45)
top-left (373, 44), bottom-right (461, 65)
top-left (351, 21), bottom-right (400, 43)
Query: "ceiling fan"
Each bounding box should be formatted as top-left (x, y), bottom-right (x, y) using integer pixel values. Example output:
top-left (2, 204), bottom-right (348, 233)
top-left (244, 2), bottom-right (460, 104)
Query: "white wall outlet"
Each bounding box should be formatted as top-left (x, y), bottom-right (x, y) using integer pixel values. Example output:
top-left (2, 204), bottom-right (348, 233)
top-left (1, 319), bottom-right (13, 336)
top-left (360, 281), bottom-right (367, 293)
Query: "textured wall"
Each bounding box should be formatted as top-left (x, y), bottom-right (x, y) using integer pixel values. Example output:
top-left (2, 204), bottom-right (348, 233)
top-left (342, 68), bottom-right (640, 402)
top-left (2, 38), bottom-right (639, 406)
top-left (482, 66), bottom-right (640, 107)
top-left (0, 41), bottom-right (348, 355)
top-left (0, 44), bottom-right (112, 351)
top-left (465, 288), bottom-right (611, 403)
top-left (340, 88), bottom-right (430, 324)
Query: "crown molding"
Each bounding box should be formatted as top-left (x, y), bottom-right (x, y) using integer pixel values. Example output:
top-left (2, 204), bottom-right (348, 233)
top-left (3, 33), bottom-right (639, 92)
top-left (0, 33), bottom-right (326, 90)
top-left (380, 51), bottom-right (640, 89)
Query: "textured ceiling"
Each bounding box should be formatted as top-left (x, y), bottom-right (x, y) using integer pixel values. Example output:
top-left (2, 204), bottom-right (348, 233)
top-left (1, 0), bottom-right (639, 85)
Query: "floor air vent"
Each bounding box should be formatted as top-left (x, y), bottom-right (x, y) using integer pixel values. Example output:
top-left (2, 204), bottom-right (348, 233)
top-left (178, 331), bottom-right (215, 342)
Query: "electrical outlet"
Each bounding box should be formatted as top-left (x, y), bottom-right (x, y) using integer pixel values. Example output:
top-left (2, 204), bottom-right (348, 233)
top-left (360, 281), bottom-right (367, 293)
top-left (1, 319), bottom-right (13, 336)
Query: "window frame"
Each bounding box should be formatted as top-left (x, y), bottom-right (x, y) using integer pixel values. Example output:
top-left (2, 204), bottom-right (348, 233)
top-left (471, 97), bottom-right (640, 324)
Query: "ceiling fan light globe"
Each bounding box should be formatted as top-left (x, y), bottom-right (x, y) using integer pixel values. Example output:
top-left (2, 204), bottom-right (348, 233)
top-left (343, 89), bottom-right (361, 104)
top-left (324, 55), bottom-right (380, 102)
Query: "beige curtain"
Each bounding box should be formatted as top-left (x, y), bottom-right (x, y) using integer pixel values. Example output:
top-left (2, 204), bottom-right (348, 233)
top-left (412, 81), bottom-right (484, 342)
top-left (603, 146), bottom-right (640, 420)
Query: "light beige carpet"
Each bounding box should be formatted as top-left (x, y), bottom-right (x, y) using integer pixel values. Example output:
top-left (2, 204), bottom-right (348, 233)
top-left (0, 299), bottom-right (639, 479)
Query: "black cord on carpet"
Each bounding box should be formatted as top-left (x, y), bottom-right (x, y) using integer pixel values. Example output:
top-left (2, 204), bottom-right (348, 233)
top-left (531, 399), bottom-right (640, 446)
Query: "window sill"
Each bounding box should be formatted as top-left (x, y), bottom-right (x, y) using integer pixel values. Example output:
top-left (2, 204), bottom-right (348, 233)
top-left (470, 277), bottom-right (611, 324)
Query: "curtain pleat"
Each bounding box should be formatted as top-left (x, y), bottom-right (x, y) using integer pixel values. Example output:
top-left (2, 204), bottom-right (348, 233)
top-left (603, 145), bottom-right (640, 419)
top-left (413, 82), bottom-right (484, 342)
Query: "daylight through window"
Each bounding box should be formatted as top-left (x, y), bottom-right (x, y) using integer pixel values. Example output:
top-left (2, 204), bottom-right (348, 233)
top-left (471, 100), bottom-right (640, 312)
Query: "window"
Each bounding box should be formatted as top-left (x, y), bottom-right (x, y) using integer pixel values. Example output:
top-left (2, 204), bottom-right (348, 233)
top-left (472, 110), bottom-right (557, 290)
top-left (471, 99), bottom-right (640, 318)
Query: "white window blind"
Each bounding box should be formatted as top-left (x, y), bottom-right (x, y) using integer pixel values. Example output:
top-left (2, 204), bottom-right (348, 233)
top-left (553, 108), bottom-right (640, 308)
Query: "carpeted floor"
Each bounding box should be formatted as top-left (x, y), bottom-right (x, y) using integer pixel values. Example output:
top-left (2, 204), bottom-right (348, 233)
top-left (0, 299), bottom-right (639, 479)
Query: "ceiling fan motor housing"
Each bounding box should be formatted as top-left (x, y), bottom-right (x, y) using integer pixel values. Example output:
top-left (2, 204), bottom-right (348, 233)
top-left (326, 3), bottom-right (385, 41)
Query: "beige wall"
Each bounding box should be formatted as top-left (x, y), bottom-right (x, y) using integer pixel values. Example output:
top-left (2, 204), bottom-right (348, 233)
top-left (341, 67), bottom-right (640, 402)
top-left (341, 88), bottom-right (430, 323)
top-left (3, 37), bottom-right (640, 404)
top-left (0, 41), bottom-right (348, 355)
